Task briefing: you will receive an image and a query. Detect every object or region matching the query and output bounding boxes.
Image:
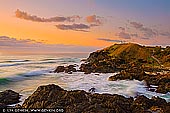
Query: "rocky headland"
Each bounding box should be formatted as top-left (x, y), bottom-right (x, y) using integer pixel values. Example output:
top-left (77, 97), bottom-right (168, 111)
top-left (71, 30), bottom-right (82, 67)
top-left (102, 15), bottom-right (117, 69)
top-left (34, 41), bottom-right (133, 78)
top-left (53, 43), bottom-right (170, 94)
top-left (79, 43), bottom-right (170, 94)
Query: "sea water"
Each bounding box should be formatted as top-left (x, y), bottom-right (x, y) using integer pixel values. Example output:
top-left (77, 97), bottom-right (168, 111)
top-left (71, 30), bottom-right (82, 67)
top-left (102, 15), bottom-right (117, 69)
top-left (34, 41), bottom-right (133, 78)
top-left (0, 53), bottom-right (169, 105)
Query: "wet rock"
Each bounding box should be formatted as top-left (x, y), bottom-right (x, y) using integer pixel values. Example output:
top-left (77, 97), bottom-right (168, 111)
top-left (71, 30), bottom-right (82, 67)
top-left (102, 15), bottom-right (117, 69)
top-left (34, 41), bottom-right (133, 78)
top-left (131, 95), bottom-right (169, 113)
top-left (0, 103), bottom-right (7, 108)
top-left (21, 84), bottom-right (133, 113)
top-left (54, 66), bottom-right (65, 73)
top-left (21, 84), bottom-right (169, 113)
top-left (14, 104), bottom-right (22, 108)
top-left (65, 65), bottom-right (77, 73)
top-left (89, 87), bottom-right (95, 93)
top-left (54, 65), bottom-right (77, 74)
top-left (0, 90), bottom-right (20, 105)
top-left (151, 96), bottom-right (167, 107)
top-left (109, 67), bottom-right (170, 94)
top-left (80, 63), bottom-right (92, 74)
top-left (131, 95), bottom-right (152, 111)
top-left (148, 100), bottom-right (170, 113)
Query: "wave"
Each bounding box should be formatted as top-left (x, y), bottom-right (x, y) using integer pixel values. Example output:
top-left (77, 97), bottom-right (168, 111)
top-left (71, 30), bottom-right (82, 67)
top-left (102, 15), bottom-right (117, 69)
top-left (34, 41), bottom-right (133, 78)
top-left (0, 63), bottom-right (22, 67)
top-left (57, 58), bottom-right (80, 63)
top-left (0, 61), bottom-right (57, 68)
top-left (0, 69), bottom-right (51, 84)
top-left (40, 58), bottom-right (60, 61)
top-left (59, 72), bottom-right (170, 102)
top-left (0, 78), bottom-right (11, 85)
top-left (0, 57), bottom-right (80, 68)
top-left (0, 59), bottom-right (30, 63)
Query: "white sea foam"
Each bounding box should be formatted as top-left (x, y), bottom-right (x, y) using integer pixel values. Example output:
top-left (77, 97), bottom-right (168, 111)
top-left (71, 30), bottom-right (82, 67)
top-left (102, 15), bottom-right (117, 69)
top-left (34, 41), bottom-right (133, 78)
top-left (51, 72), bottom-right (170, 101)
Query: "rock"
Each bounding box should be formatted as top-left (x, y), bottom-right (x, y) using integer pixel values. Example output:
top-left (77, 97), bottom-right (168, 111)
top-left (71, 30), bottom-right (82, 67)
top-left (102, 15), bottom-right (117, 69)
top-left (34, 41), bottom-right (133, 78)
top-left (84, 70), bottom-right (92, 74)
top-left (15, 104), bottom-right (22, 108)
top-left (132, 95), bottom-right (152, 111)
top-left (65, 65), bottom-right (77, 73)
top-left (109, 68), bottom-right (170, 94)
top-left (81, 59), bottom-right (87, 62)
top-left (21, 84), bottom-right (132, 113)
top-left (89, 87), bottom-right (95, 93)
top-left (0, 103), bottom-right (7, 108)
top-left (151, 96), bottom-right (167, 107)
top-left (67, 71), bottom-right (72, 74)
top-left (80, 63), bottom-right (92, 74)
top-left (0, 90), bottom-right (20, 105)
top-left (54, 65), bottom-right (77, 74)
top-left (21, 84), bottom-right (169, 113)
top-left (148, 97), bottom-right (170, 113)
top-left (54, 66), bottom-right (65, 73)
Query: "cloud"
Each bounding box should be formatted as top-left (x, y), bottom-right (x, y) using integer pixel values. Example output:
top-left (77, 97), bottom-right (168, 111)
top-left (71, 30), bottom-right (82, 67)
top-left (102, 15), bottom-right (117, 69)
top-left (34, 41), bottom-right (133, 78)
top-left (86, 15), bottom-right (102, 25)
top-left (97, 38), bottom-right (124, 43)
top-left (140, 27), bottom-right (157, 37)
top-left (140, 37), bottom-right (150, 40)
top-left (0, 36), bottom-right (42, 47)
top-left (160, 31), bottom-right (170, 37)
top-left (15, 9), bottom-right (80, 22)
top-left (118, 27), bottom-right (125, 31)
top-left (55, 23), bottom-right (90, 32)
top-left (131, 33), bottom-right (138, 37)
top-left (130, 21), bottom-right (143, 29)
top-left (117, 32), bottom-right (131, 39)
top-left (129, 21), bottom-right (157, 38)
top-left (0, 36), bottom-right (98, 54)
top-left (90, 24), bottom-right (100, 27)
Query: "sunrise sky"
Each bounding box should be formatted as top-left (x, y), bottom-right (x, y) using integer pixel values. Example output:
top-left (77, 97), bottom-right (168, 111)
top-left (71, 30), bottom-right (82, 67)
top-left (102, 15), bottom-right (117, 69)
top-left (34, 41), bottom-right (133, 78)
top-left (0, 0), bottom-right (170, 54)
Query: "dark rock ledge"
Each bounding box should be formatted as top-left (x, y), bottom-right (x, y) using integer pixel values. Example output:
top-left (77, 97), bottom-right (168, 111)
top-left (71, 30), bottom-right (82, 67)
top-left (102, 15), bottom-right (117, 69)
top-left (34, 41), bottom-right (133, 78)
top-left (0, 90), bottom-right (21, 108)
top-left (20, 84), bottom-right (169, 113)
top-left (0, 84), bottom-right (169, 112)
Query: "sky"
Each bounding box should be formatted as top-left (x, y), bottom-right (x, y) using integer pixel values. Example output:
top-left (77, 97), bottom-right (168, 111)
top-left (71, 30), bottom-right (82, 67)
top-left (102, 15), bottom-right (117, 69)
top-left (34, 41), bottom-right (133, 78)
top-left (0, 0), bottom-right (170, 54)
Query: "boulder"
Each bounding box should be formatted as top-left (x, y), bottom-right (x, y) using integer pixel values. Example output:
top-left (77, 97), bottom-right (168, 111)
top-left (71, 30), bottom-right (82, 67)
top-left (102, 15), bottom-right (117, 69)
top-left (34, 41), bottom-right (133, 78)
top-left (0, 90), bottom-right (20, 105)
top-left (65, 65), bottom-right (77, 73)
top-left (54, 66), bottom-right (65, 73)
top-left (0, 103), bottom-right (6, 108)
top-left (54, 65), bottom-right (77, 74)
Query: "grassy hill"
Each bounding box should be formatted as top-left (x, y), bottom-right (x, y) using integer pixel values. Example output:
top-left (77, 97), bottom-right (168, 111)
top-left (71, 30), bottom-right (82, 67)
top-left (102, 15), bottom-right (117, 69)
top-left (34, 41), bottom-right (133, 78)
top-left (104, 43), bottom-right (150, 61)
top-left (88, 43), bottom-right (170, 67)
top-left (80, 43), bottom-right (169, 74)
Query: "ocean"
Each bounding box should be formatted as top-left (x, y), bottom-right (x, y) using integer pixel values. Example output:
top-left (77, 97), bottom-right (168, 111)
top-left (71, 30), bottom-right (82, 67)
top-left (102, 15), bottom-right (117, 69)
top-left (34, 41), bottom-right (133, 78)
top-left (0, 53), bottom-right (169, 104)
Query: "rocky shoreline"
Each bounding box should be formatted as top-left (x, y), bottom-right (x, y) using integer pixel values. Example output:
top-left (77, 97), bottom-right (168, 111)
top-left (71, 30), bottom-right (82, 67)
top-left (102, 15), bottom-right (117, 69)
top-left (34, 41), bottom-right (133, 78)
top-left (1, 84), bottom-right (170, 113)
top-left (1, 43), bottom-right (170, 112)
top-left (78, 43), bottom-right (170, 94)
